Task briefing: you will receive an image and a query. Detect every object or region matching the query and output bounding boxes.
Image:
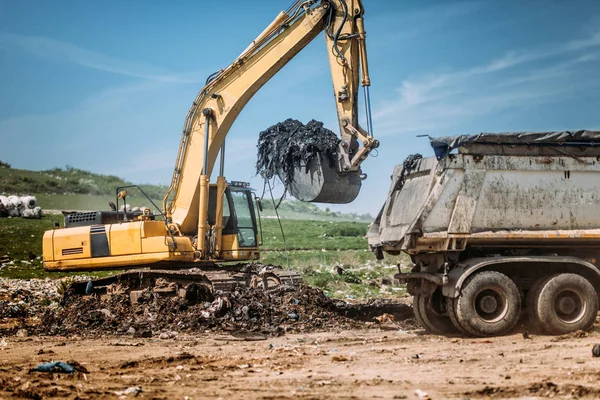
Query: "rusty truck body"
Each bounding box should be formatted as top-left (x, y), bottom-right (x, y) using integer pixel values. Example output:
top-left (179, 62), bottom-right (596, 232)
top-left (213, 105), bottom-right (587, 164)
top-left (368, 131), bottom-right (600, 337)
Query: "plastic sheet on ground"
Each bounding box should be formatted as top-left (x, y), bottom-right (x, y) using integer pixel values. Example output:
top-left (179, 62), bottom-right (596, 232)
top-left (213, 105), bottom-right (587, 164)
top-left (30, 361), bottom-right (75, 374)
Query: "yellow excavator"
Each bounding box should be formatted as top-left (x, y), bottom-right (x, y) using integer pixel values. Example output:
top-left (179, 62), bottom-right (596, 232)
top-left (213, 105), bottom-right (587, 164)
top-left (42, 0), bottom-right (376, 297)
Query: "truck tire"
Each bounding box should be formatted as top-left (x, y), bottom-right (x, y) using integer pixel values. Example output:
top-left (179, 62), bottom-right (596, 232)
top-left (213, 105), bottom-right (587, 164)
top-left (533, 273), bottom-right (598, 335)
top-left (454, 271), bottom-right (521, 337)
top-left (446, 297), bottom-right (468, 335)
top-left (525, 275), bottom-right (550, 332)
top-left (413, 289), bottom-right (456, 335)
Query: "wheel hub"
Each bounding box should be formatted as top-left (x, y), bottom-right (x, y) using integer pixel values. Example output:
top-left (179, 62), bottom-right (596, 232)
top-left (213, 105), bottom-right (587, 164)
top-left (557, 297), bottom-right (576, 315)
top-left (554, 289), bottom-right (586, 323)
top-left (480, 295), bottom-right (498, 314)
top-left (474, 288), bottom-right (508, 323)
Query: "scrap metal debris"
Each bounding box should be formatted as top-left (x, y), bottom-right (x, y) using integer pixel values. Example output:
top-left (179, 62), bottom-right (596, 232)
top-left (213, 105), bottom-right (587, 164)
top-left (256, 119), bottom-right (340, 186)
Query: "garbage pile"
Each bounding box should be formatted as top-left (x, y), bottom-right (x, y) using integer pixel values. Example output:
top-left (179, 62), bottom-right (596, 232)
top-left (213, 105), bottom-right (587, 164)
top-left (0, 278), bottom-right (62, 334)
top-left (256, 119), bottom-right (340, 186)
top-left (0, 195), bottom-right (42, 218)
top-left (40, 284), bottom-right (370, 337)
top-left (1, 277), bottom-right (414, 337)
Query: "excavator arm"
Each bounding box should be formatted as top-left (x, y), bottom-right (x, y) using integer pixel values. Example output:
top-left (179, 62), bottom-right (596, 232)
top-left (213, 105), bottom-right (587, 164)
top-left (163, 0), bottom-right (375, 238)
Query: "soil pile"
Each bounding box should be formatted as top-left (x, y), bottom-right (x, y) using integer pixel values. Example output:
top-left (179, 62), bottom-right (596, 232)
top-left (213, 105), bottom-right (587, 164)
top-left (256, 119), bottom-right (340, 185)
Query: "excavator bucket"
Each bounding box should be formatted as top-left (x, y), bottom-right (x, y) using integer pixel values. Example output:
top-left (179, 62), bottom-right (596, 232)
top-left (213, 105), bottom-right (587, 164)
top-left (257, 120), bottom-right (362, 204)
top-left (285, 156), bottom-right (361, 204)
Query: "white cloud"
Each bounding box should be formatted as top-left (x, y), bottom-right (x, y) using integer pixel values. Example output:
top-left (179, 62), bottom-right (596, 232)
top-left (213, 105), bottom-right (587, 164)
top-left (0, 32), bottom-right (199, 83)
top-left (374, 26), bottom-right (600, 135)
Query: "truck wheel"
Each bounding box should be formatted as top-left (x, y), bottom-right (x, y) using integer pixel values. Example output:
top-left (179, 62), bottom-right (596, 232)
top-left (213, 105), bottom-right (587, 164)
top-left (525, 275), bottom-right (550, 332)
top-left (446, 297), bottom-right (468, 335)
top-left (533, 273), bottom-right (598, 335)
top-left (413, 289), bottom-right (457, 335)
top-left (454, 271), bottom-right (521, 337)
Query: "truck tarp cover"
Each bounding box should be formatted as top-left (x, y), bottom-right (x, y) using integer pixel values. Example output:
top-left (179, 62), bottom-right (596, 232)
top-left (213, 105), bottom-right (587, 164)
top-left (430, 130), bottom-right (600, 160)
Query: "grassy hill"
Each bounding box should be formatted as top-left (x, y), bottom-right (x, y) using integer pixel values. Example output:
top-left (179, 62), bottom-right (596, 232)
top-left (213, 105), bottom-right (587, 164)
top-left (0, 164), bottom-right (166, 199)
top-left (0, 163), bottom-right (372, 221)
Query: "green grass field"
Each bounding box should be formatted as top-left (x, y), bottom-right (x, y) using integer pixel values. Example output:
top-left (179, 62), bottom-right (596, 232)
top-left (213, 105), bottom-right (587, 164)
top-left (0, 216), bottom-right (407, 298)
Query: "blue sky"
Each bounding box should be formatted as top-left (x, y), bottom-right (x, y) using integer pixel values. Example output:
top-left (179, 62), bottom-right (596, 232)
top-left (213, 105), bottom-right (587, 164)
top-left (1, 0), bottom-right (600, 216)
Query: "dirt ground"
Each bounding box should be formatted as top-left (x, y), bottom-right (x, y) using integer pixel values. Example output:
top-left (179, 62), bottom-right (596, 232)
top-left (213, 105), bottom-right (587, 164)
top-left (2, 326), bottom-right (600, 400)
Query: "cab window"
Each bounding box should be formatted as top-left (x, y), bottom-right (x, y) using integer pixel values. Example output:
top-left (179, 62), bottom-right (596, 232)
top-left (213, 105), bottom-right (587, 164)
top-left (230, 190), bottom-right (257, 247)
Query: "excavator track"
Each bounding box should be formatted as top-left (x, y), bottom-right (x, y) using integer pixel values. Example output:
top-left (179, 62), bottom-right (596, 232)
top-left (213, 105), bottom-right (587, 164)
top-left (68, 263), bottom-right (303, 304)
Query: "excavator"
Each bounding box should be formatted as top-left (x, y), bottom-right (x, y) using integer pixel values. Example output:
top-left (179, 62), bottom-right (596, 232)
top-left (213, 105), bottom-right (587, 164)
top-left (42, 0), bottom-right (377, 299)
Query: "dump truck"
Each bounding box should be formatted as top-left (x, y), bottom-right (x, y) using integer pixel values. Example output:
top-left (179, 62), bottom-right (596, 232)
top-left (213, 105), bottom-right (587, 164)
top-left (368, 131), bottom-right (600, 337)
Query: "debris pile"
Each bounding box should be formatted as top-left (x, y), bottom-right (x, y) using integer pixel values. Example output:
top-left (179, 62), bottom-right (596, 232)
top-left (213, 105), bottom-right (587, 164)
top-left (256, 119), bottom-right (340, 186)
top-left (0, 278), bottom-right (62, 334)
top-left (1, 277), bottom-right (413, 337)
top-left (41, 284), bottom-right (372, 337)
top-left (0, 195), bottom-right (42, 218)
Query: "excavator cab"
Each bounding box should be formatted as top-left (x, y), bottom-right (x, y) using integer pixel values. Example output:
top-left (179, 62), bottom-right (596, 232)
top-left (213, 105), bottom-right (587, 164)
top-left (207, 181), bottom-right (260, 261)
top-left (226, 186), bottom-right (259, 248)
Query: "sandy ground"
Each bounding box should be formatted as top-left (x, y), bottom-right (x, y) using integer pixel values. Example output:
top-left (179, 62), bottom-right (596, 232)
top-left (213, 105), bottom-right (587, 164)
top-left (2, 326), bottom-right (600, 399)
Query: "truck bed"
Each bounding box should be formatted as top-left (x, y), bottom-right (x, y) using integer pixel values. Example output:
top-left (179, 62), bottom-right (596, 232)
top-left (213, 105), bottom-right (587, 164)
top-left (368, 130), bottom-right (600, 255)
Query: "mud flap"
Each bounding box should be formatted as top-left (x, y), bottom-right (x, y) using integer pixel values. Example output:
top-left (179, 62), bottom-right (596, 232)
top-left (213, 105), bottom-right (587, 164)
top-left (285, 156), bottom-right (361, 204)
